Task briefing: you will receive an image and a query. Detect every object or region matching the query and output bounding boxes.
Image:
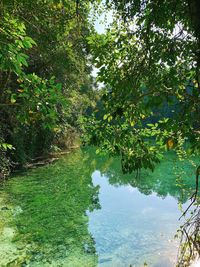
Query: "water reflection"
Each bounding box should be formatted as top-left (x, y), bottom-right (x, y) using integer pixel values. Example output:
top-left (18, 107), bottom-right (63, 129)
top-left (86, 148), bottom-right (197, 266)
top-left (0, 149), bottom-right (99, 266)
top-left (93, 150), bottom-right (196, 203)
top-left (0, 148), bottom-right (197, 266)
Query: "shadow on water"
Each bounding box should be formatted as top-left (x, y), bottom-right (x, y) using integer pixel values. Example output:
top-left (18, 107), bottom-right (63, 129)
top-left (0, 147), bottom-right (198, 266)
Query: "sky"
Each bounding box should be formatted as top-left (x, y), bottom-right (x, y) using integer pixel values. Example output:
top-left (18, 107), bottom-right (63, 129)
top-left (94, 10), bottom-right (113, 34)
top-left (91, 3), bottom-right (113, 79)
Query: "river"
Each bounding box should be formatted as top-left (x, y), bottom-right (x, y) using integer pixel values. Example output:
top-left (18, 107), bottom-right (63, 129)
top-left (0, 147), bottom-right (198, 266)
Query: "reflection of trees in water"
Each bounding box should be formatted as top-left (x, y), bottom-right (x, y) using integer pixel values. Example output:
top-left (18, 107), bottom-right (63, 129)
top-left (93, 150), bottom-right (196, 204)
top-left (92, 148), bottom-right (199, 265)
top-left (6, 149), bottom-right (100, 266)
top-left (5, 147), bottom-right (199, 265)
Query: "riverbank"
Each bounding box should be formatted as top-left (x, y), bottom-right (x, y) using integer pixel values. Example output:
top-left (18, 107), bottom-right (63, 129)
top-left (23, 146), bottom-right (80, 170)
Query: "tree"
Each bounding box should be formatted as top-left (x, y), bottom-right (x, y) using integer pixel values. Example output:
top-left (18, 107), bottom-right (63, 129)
top-left (85, 0), bottom-right (200, 264)
top-left (0, 0), bottom-right (96, 171)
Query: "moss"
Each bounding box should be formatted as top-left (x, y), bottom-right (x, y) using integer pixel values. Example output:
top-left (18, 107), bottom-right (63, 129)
top-left (0, 148), bottom-right (198, 266)
top-left (0, 148), bottom-right (99, 266)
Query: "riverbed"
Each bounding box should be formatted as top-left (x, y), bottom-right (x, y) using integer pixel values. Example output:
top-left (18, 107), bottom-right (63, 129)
top-left (0, 147), bottom-right (198, 266)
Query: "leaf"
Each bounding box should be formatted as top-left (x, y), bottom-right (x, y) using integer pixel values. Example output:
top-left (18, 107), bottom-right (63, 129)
top-left (56, 83), bottom-right (62, 90)
top-left (23, 39), bottom-right (33, 48)
top-left (11, 94), bottom-right (16, 104)
top-left (2, 143), bottom-right (7, 149)
top-left (16, 54), bottom-right (28, 67)
top-left (147, 123), bottom-right (154, 127)
top-left (167, 139), bottom-right (174, 149)
top-left (108, 115), bottom-right (113, 122)
top-left (0, 143), bottom-right (13, 150)
top-left (103, 114), bottom-right (108, 120)
top-left (7, 144), bottom-right (13, 149)
top-left (96, 149), bottom-right (100, 154)
top-left (20, 56), bottom-right (28, 67)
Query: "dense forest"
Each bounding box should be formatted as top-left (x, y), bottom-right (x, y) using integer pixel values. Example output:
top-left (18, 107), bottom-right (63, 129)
top-left (0, 0), bottom-right (98, 176)
top-left (0, 0), bottom-right (200, 266)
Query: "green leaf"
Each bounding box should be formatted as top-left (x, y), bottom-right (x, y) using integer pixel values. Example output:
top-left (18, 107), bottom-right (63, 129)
top-left (20, 56), bottom-right (28, 67)
top-left (103, 114), bottom-right (109, 120)
top-left (56, 83), bottom-right (62, 90)
top-left (11, 94), bottom-right (16, 104)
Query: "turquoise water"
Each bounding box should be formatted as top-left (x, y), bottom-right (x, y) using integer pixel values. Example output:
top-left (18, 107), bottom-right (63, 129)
top-left (0, 148), bottom-right (198, 266)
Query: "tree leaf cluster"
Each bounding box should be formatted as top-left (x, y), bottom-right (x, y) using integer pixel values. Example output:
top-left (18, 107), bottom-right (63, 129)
top-left (84, 0), bottom-right (200, 174)
top-left (0, 0), bottom-right (97, 171)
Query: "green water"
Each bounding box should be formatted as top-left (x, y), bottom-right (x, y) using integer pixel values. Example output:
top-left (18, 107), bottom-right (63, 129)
top-left (0, 148), bottom-right (198, 267)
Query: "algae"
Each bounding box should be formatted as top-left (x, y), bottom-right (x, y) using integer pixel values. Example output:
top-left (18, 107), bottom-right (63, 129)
top-left (0, 148), bottom-right (198, 266)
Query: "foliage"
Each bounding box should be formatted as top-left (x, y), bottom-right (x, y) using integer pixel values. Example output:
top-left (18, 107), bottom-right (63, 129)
top-left (1, 0), bottom-right (199, 263)
top-left (84, 1), bottom-right (200, 264)
top-left (0, 127), bottom-right (11, 177)
top-left (0, 0), bottom-right (96, 170)
top-left (85, 0), bottom-right (200, 172)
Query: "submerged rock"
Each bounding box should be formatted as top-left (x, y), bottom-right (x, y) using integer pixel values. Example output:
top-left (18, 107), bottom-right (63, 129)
top-left (99, 257), bottom-right (112, 264)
